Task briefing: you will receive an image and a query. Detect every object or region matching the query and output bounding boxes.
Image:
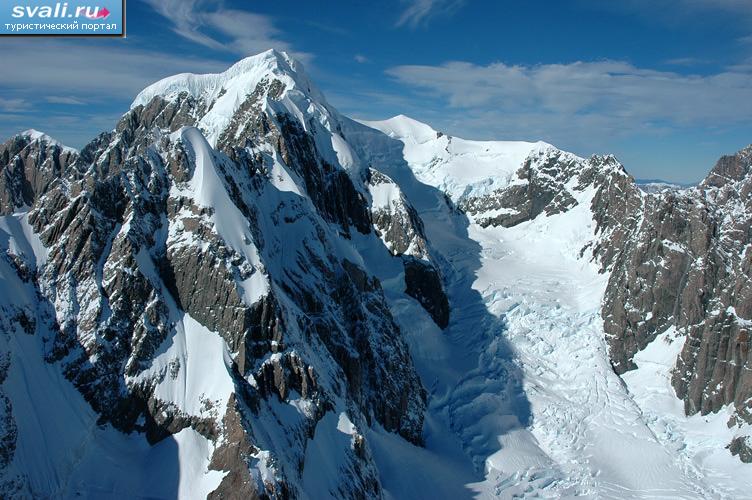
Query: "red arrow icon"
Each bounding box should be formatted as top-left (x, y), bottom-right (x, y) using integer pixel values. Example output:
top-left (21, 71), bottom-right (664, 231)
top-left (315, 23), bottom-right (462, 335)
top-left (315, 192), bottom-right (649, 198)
top-left (87, 7), bottom-right (110, 19)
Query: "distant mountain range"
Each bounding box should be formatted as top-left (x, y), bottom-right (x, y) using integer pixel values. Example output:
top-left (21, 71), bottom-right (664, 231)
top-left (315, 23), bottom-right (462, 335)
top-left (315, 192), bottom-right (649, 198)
top-left (635, 178), bottom-right (696, 193)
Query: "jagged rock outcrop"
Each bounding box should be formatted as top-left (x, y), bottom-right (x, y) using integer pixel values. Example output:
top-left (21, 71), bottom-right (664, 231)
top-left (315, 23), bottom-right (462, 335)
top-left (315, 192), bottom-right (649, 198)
top-left (461, 148), bottom-right (629, 229)
top-left (728, 436), bottom-right (752, 463)
top-left (0, 352), bottom-right (15, 472)
top-left (0, 131), bottom-right (77, 214)
top-left (403, 258), bottom-right (450, 329)
top-left (461, 148), bottom-right (580, 227)
top-left (367, 168), bottom-right (428, 258)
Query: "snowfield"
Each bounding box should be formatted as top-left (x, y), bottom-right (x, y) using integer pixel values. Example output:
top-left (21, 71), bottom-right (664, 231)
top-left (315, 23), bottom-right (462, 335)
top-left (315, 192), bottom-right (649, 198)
top-left (359, 115), bottom-right (549, 202)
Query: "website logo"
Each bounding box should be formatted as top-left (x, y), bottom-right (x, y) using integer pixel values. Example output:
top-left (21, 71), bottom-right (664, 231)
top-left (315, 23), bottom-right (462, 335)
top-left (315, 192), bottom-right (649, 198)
top-left (1, 0), bottom-right (125, 36)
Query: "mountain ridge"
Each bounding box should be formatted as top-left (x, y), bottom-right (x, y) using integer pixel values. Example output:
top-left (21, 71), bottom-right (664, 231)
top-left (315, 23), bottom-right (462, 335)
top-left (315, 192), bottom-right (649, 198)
top-left (1, 51), bottom-right (751, 498)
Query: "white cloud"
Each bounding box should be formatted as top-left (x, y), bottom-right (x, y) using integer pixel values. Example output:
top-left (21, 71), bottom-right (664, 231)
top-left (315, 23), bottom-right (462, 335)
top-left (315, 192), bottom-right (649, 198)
top-left (0, 97), bottom-right (28, 112)
top-left (354, 54), bottom-right (369, 64)
top-left (386, 59), bottom-right (752, 146)
top-left (45, 96), bottom-right (87, 105)
top-left (396, 0), bottom-right (466, 28)
top-left (0, 41), bottom-right (228, 100)
top-left (139, 0), bottom-right (309, 61)
top-left (139, 0), bottom-right (220, 49)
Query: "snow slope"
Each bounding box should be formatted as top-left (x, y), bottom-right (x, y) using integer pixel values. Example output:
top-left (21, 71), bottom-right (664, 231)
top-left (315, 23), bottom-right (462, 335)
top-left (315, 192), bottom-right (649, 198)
top-left (359, 115), bottom-right (549, 201)
top-left (623, 329), bottom-right (752, 498)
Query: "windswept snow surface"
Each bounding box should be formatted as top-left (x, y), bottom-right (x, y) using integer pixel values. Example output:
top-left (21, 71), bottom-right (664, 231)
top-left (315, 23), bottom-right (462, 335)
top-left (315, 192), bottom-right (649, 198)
top-left (622, 329), bottom-right (752, 498)
top-left (356, 115), bottom-right (749, 498)
top-left (359, 115), bottom-right (550, 201)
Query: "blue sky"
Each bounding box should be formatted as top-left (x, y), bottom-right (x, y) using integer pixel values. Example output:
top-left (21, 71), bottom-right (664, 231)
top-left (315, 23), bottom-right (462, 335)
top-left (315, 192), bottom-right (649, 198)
top-left (2, 0), bottom-right (752, 182)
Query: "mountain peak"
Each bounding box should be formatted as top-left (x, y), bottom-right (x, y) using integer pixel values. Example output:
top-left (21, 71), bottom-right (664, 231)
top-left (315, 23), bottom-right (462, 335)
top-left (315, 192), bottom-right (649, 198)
top-left (702, 143), bottom-right (752, 188)
top-left (129, 50), bottom-right (331, 148)
top-left (11, 129), bottom-right (77, 153)
top-left (359, 115), bottom-right (440, 143)
top-left (131, 49), bottom-right (321, 111)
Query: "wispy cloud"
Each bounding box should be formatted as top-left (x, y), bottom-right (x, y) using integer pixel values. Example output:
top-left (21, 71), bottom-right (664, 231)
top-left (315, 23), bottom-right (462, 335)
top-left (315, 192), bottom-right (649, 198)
top-left (45, 96), bottom-right (87, 105)
top-left (396, 0), bottom-right (466, 28)
top-left (139, 0), bottom-right (309, 61)
top-left (0, 97), bottom-right (28, 112)
top-left (665, 57), bottom-right (709, 66)
top-left (0, 41), bottom-right (227, 99)
top-left (386, 59), bottom-right (752, 146)
top-left (354, 54), bottom-right (369, 64)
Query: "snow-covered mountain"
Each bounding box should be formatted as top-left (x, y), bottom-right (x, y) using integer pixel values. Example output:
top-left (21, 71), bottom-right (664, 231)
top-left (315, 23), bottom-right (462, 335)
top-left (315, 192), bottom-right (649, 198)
top-left (0, 50), bottom-right (750, 498)
top-left (635, 178), bottom-right (694, 194)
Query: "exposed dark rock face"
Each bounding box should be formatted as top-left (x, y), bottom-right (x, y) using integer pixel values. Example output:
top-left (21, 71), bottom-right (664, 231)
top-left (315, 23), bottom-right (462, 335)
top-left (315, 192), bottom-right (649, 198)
top-left (208, 396), bottom-right (264, 500)
top-left (670, 150), bottom-right (752, 420)
top-left (0, 132), bottom-right (77, 214)
top-left (275, 115), bottom-right (372, 237)
top-left (583, 146), bottom-right (752, 458)
top-left (404, 258), bottom-right (450, 329)
top-left (728, 436), bottom-right (752, 463)
top-left (0, 354), bottom-right (16, 472)
top-left (597, 147), bottom-right (752, 416)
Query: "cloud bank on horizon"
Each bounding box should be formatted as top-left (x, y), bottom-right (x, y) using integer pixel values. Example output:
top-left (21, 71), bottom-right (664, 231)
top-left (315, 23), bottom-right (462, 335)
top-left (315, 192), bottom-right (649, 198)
top-left (1, 0), bottom-right (751, 182)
